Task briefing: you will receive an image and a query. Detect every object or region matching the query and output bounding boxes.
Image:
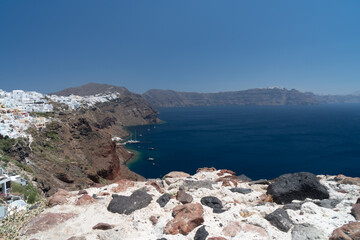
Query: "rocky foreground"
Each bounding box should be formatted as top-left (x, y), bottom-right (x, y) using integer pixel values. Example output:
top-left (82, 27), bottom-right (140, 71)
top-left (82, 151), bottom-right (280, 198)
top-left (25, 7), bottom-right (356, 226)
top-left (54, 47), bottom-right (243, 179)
top-left (22, 168), bottom-right (360, 240)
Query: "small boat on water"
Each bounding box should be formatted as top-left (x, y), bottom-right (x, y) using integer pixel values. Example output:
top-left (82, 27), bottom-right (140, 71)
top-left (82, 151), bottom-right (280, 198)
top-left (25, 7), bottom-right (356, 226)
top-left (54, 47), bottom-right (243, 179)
top-left (126, 140), bottom-right (140, 144)
top-left (148, 157), bottom-right (154, 161)
top-left (148, 147), bottom-right (155, 150)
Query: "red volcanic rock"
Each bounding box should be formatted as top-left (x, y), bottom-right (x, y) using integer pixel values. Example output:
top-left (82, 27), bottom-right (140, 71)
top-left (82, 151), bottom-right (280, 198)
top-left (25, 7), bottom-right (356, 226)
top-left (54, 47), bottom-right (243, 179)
top-left (48, 189), bottom-right (71, 207)
top-left (164, 203), bottom-right (204, 235)
top-left (334, 175), bottom-right (360, 186)
top-left (164, 171), bottom-right (191, 178)
top-left (216, 175), bottom-right (239, 187)
top-left (24, 212), bottom-right (77, 235)
top-left (149, 216), bottom-right (159, 225)
top-left (92, 222), bottom-right (113, 230)
top-left (330, 221), bottom-right (360, 240)
top-left (146, 181), bottom-right (164, 193)
top-left (217, 169), bottom-right (236, 176)
top-left (196, 167), bottom-right (217, 173)
top-left (208, 237), bottom-right (228, 240)
top-left (76, 194), bottom-right (95, 205)
top-left (112, 179), bottom-right (135, 193)
top-left (351, 204), bottom-right (360, 220)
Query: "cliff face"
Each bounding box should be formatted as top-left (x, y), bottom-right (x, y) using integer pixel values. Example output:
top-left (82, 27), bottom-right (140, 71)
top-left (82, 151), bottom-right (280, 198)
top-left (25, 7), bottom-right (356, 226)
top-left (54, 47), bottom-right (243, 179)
top-left (142, 88), bottom-right (320, 108)
top-left (29, 93), bottom-right (160, 195)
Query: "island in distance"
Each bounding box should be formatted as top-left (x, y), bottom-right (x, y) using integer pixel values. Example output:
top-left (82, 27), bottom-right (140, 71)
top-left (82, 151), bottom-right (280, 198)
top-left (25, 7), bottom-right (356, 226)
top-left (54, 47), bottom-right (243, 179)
top-left (143, 87), bottom-right (360, 108)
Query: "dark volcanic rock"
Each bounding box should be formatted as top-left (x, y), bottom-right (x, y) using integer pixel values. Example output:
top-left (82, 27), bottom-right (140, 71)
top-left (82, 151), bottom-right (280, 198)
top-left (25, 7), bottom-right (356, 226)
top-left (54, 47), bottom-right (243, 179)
top-left (157, 193), bottom-right (172, 207)
top-left (291, 224), bottom-right (326, 240)
top-left (266, 172), bottom-right (329, 204)
top-left (201, 196), bottom-right (226, 213)
top-left (194, 226), bottom-right (209, 240)
top-left (230, 188), bottom-right (252, 194)
top-left (176, 190), bottom-right (193, 204)
top-left (265, 208), bottom-right (293, 232)
top-left (107, 189), bottom-right (152, 215)
top-left (330, 221), bottom-right (360, 240)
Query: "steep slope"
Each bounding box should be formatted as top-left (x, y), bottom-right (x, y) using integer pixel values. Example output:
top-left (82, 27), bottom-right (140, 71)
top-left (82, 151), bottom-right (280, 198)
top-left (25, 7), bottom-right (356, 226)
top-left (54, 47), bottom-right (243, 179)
top-left (23, 85), bottom-right (161, 196)
top-left (143, 88), bottom-right (320, 108)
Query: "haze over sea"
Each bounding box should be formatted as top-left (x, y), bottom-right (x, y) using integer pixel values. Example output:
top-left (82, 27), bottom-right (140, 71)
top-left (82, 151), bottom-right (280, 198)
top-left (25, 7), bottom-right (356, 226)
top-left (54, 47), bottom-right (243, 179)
top-left (126, 105), bottom-right (360, 180)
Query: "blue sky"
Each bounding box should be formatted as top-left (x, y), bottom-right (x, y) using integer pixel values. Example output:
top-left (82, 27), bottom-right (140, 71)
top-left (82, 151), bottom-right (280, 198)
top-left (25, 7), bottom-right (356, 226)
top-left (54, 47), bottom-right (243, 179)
top-left (0, 0), bottom-right (359, 95)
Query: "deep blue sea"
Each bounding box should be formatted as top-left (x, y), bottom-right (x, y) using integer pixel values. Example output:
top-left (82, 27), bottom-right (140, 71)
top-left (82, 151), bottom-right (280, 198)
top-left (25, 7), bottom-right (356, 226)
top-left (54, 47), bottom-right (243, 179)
top-left (126, 105), bottom-right (360, 180)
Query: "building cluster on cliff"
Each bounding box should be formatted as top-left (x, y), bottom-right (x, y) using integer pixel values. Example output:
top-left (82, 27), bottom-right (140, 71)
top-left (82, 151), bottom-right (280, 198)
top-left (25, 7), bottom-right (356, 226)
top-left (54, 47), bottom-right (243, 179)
top-left (0, 89), bottom-right (53, 138)
top-left (47, 92), bottom-right (121, 110)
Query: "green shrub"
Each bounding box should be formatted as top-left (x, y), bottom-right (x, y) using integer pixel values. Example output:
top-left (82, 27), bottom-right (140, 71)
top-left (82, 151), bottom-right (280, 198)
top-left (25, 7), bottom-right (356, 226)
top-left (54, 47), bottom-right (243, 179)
top-left (0, 136), bottom-right (15, 153)
top-left (11, 182), bottom-right (41, 204)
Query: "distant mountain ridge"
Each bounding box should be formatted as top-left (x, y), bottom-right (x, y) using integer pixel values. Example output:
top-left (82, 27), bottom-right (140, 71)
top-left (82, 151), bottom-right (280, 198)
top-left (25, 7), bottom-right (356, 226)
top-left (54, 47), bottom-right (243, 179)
top-left (142, 88), bottom-right (320, 107)
top-left (51, 83), bottom-right (360, 108)
top-left (51, 83), bottom-right (130, 96)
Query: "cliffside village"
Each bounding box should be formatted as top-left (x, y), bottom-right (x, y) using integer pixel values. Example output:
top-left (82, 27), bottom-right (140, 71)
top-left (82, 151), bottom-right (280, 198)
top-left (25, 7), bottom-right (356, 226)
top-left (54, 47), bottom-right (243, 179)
top-left (0, 89), bottom-right (122, 139)
top-left (0, 89), bottom-right (53, 139)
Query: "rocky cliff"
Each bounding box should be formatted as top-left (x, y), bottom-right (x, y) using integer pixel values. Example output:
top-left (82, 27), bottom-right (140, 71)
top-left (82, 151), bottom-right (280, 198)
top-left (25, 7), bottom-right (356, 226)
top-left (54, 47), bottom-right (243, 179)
top-left (142, 88), bottom-right (320, 108)
top-left (20, 168), bottom-right (360, 240)
top-left (25, 87), bottom-right (160, 196)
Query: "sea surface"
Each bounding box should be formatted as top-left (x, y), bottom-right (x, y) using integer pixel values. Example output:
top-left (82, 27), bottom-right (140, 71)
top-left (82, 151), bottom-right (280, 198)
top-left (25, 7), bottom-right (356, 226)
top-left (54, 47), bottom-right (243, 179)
top-left (126, 105), bottom-right (360, 180)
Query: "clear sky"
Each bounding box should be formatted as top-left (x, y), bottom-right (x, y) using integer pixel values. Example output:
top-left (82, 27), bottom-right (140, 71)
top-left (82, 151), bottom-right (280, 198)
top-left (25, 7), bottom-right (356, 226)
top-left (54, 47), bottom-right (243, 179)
top-left (0, 1), bottom-right (359, 95)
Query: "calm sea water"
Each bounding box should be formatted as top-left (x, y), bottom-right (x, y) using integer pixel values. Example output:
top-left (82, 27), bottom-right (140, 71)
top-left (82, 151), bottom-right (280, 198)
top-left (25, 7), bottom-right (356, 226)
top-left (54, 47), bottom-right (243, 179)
top-left (126, 105), bottom-right (360, 180)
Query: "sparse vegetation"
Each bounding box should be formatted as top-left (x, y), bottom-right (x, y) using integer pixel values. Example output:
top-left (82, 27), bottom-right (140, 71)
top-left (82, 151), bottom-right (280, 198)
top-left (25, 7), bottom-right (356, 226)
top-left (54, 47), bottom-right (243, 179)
top-left (0, 136), bottom-right (16, 153)
top-left (11, 182), bottom-right (41, 204)
top-left (0, 198), bottom-right (46, 239)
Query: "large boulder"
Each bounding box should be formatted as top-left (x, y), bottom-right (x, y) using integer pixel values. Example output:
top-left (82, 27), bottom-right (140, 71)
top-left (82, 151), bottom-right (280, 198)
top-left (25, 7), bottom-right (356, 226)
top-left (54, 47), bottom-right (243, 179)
top-left (164, 203), bottom-right (204, 235)
top-left (107, 189), bottom-right (152, 215)
top-left (266, 172), bottom-right (329, 204)
top-left (330, 221), bottom-right (360, 240)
